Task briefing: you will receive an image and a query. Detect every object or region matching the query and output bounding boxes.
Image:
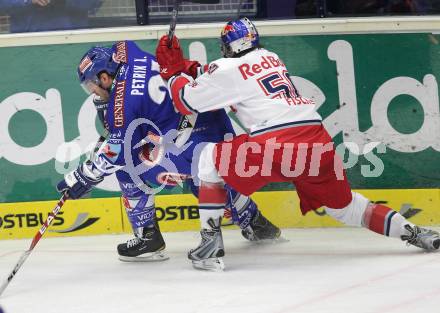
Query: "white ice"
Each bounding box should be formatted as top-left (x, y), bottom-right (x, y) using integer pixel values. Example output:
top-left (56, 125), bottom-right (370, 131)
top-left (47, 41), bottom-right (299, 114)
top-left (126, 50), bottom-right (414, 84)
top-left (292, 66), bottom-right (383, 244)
top-left (1, 227), bottom-right (439, 313)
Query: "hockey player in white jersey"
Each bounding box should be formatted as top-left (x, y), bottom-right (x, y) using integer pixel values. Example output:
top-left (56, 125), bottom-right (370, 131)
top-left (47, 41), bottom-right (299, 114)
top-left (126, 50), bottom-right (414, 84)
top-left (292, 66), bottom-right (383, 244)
top-left (156, 17), bottom-right (440, 271)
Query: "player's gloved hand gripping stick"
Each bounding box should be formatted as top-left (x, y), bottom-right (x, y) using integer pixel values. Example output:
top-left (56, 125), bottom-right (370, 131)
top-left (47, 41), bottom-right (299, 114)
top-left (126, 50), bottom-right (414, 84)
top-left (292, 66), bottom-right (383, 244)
top-left (56, 162), bottom-right (104, 200)
top-left (158, 0), bottom-right (215, 80)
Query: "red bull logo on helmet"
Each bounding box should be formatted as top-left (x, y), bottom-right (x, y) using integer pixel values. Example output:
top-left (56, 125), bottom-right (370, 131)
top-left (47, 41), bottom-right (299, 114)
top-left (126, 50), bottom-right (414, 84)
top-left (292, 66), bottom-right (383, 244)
top-left (221, 24), bottom-right (235, 36)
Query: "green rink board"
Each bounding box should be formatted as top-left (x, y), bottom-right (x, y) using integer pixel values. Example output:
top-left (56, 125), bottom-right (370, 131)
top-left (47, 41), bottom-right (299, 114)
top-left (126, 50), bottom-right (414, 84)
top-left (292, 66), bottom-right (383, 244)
top-left (0, 33), bottom-right (439, 203)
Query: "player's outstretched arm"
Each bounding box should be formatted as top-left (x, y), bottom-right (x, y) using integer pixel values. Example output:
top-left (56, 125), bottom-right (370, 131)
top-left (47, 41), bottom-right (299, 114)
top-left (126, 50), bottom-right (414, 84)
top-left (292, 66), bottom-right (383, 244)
top-left (156, 34), bottom-right (241, 115)
top-left (56, 132), bottom-right (124, 199)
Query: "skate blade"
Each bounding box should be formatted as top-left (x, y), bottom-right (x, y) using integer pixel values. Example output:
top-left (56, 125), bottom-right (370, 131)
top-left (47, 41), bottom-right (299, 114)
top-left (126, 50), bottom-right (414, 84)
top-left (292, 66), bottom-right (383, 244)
top-left (191, 257), bottom-right (225, 272)
top-left (118, 251), bottom-right (170, 262)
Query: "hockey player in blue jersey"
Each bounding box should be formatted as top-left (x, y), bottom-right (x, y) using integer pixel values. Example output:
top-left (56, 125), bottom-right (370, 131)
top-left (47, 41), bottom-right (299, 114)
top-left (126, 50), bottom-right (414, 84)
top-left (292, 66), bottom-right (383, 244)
top-left (56, 40), bottom-right (281, 262)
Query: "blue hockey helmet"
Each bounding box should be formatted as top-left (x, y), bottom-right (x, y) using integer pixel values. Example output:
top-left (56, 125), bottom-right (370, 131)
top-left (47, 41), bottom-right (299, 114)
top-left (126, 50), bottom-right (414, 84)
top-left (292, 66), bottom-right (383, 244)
top-left (77, 46), bottom-right (119, 94)
top-left (220, 17), bottom-right (259, 58)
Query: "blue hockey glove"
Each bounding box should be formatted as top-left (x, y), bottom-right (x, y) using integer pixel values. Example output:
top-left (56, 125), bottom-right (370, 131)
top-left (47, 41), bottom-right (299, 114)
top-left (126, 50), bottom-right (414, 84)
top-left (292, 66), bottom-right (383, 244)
top-left (56, 161), bottom-right (103, 199)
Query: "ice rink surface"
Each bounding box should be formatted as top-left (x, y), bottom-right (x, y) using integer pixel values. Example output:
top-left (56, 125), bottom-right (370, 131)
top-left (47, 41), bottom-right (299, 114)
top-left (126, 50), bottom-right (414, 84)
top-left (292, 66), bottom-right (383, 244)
top-left (1, 227), bottom-right (439, 313)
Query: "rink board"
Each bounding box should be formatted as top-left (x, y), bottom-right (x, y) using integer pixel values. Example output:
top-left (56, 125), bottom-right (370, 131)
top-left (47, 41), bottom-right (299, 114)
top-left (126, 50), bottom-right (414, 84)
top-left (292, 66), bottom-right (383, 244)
top-left (0, 197), bottom-right (123, 239)
top-left (1, 23), bottom-right (440, 205)
top-left (0, 188), bottom-right (439, 240)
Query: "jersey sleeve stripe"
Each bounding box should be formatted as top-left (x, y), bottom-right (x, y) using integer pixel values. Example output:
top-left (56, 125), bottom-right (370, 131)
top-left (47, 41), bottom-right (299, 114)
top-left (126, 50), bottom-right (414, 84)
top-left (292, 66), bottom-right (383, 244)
top-left (196, 65), bottom-right (207, 77)
top-left (169, 75), bottom-right (194, 115)
top-left (181, 86), bottom-right (199, 114)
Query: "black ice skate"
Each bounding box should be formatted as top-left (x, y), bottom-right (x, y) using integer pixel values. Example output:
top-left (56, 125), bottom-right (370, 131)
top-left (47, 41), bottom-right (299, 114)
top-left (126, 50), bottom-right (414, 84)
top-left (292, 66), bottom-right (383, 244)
top-left (118, 223), bottom-right (169, 262)
top-left (188, 218), bottom-right (225, 271)
top-left (241, 210), bottom-right (283, 243)
top-left (401, 224), bottom-right (440, 251)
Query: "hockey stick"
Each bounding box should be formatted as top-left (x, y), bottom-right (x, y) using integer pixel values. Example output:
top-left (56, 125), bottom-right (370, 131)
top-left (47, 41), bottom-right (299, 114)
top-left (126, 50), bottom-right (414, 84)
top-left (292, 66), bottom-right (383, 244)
top-left (167, 0), bottom-right (220, 46)
top-left (0, 193), bottom-right (69, 297)
top-left (0, 128), bottom-right (108, 296)
top-left (91, 131), bottom-right (109, 160)
top-left (167, 0), bottom-right (181, 47)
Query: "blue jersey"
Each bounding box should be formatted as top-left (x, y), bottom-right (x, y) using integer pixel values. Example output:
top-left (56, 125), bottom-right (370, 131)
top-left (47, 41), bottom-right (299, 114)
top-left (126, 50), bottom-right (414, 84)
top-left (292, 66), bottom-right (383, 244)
top-left (91, 41), bottom-right (235, 194)
top-left (107, 41), bottom-right (181, 142)
top-left (93, 41), bottom-right (179, 173)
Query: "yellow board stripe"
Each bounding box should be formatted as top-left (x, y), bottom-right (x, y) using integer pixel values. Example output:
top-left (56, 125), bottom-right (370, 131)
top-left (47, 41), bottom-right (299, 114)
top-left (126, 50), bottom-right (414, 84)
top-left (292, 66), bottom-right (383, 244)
top-left (1, 189), bottom-right (439, 240)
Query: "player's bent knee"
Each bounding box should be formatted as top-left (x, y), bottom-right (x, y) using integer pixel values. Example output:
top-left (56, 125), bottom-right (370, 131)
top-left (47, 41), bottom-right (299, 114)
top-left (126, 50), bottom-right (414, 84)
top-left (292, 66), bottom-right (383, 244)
top-left (198, 143), bottom-right (223, 183)
top-left (324, 192), bottom-right (370, 226)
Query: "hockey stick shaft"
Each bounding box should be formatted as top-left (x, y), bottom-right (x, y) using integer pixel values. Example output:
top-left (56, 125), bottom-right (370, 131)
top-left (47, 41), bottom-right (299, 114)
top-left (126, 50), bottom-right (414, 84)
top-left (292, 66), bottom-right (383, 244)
top-left (167, 0), bottom-right (181, 47)
top-left (0, 193), bottom-right (68, 297)
top-left (167, 1), bottom-right (219, 47)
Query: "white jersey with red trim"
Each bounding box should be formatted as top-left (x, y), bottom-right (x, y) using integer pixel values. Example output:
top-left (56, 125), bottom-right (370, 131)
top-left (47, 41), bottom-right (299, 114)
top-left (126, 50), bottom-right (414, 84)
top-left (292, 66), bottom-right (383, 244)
top-left (169, 48), bottom-right (322, 135)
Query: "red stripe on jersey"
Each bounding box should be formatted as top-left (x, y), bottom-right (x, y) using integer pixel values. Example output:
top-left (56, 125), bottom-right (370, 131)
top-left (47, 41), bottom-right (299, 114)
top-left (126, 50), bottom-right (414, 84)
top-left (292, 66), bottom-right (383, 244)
top-left (363, 203), bottom-right (392, 235)
top-left (199, 182), bottom-right (227, 205)
top-left (203, 64), bottom-right (209, 73)
top-left (170, 76), bottom-right (192, 115)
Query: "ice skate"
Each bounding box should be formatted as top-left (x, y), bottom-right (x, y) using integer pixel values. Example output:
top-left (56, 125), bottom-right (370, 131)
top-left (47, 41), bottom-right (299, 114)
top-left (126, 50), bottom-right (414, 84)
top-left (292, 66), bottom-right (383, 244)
top-left (188, 218), bottom-right (225, 271)
top-left (241, 210), bottom-right (286, 243)
top-left (401, 224), bottom-right (440, 251)
top-left (118, 223), bottom-right (169, 262)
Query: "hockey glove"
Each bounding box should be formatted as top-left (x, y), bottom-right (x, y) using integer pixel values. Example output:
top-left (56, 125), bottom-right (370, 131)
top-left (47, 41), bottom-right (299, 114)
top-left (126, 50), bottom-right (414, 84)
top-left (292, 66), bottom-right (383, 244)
top-left (183, 59), bottom-right (201, 79)
top-left (56, 161), bottom-right (103, 199)
top-left (156, 35), bottom-right (185, 80)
